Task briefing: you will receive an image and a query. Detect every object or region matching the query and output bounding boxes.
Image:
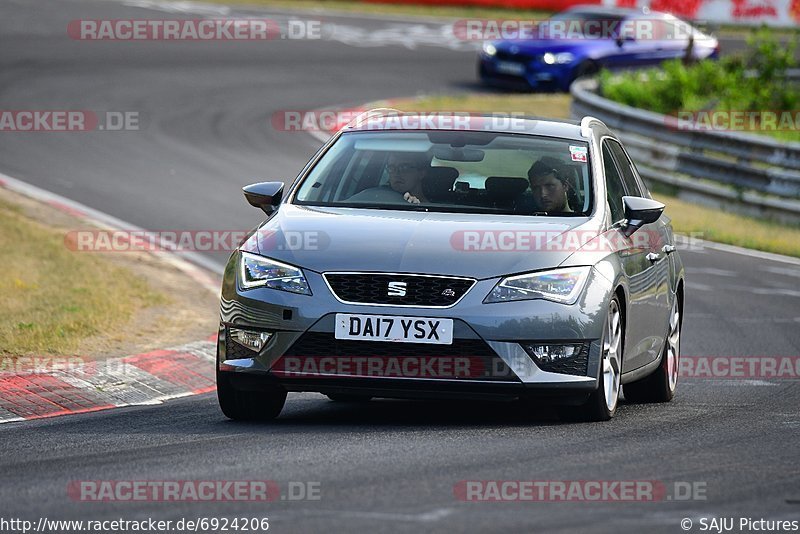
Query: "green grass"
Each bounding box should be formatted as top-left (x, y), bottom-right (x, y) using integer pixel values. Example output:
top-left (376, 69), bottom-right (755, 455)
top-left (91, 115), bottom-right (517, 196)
top-left (656, 193), bottom-right (800, 257)
top-left (0, 199), bottom-right (166, 356)
top-left (388, 92), bottom-right (573, 120)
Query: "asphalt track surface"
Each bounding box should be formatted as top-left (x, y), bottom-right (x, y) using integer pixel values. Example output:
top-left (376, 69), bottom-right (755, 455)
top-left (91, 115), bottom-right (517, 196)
top-left (1, 1), bottom-right (799, 532)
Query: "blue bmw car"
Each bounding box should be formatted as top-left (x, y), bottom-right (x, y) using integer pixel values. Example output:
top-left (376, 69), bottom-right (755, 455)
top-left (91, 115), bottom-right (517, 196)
top-left (478, 6), bottom-right (719, 91)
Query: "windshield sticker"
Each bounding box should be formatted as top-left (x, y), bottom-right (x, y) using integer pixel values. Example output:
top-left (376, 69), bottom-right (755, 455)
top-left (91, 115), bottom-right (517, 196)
top-left (569, 145), bottom-right (588, 163)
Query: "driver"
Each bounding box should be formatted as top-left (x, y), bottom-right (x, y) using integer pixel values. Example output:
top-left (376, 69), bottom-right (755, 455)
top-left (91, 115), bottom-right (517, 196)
top-left (387, 153), bottom-right (430, 204)
top-left (347, 152), bottom-right (431, 204)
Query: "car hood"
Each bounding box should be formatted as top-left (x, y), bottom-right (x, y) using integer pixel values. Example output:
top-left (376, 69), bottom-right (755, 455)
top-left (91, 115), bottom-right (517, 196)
top-left (241, 205), bottom-right (601, 279)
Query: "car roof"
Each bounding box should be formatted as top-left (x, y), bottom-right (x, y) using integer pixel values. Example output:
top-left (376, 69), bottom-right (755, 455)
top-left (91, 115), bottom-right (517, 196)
top-left (563, 5), bottom-right (675, 19)
top-left (563, 5), bottom-right (640, 16)
top-left (341, 111), bottom-right (588, 141)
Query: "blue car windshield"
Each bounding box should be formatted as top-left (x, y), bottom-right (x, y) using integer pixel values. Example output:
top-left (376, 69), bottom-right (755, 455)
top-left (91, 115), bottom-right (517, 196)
top-left (293, 130), bottom-right (593, 216)
top-left (545, 12), bottom-right (625, 39)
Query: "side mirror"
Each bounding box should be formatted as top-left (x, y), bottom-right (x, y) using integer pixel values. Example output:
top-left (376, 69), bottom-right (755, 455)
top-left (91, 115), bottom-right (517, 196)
top-left (243, 182), bottom-right (284, 216)
top-left (615, 35), bottom-right (635, 47)
top-left (620, 196), bottom-right (664, 237)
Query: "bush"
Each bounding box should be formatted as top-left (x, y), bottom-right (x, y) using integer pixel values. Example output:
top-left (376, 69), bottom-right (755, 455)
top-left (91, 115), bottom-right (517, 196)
top-left (599, 27), bottom-right (799, 139)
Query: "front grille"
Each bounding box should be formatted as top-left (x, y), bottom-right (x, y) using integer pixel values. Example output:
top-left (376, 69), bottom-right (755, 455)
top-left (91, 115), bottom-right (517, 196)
top-left (495, 51), bottom-right (535, 63)
top-left (324, 273), bottom-right (475, 307)
top-left (534, 343), bottom-right (590, 376)
top-left (275, 332), bottom-right (517, 381)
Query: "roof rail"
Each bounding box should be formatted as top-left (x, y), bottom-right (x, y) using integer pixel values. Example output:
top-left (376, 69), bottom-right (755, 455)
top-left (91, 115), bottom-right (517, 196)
top-left (346, 107), bottom-right (403, 129)
top-left (580, 116), bottom-right (606, 138)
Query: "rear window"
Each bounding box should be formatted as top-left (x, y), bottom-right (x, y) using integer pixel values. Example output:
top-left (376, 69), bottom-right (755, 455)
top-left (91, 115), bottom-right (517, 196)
top-left (293, 131), bottom-right (593, 216)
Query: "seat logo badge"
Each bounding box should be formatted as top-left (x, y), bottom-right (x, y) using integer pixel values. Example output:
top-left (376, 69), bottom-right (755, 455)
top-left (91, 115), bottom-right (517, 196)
top-left (441, 288), bottom-right (456, 297)
top-left (387, 281), bottom-right (407, 297)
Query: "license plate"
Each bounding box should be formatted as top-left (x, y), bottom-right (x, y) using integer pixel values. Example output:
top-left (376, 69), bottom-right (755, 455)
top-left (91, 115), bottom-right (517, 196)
top-left (335, 314), bottom-right (453, 345)
top-left (495, 60), bottom-right (526, 76)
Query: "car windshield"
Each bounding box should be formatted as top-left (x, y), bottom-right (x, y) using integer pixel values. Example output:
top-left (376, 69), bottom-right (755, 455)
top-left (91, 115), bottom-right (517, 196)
top-left (546, 11), bottom-right (626, 38)
top-left (293, 130), bottom-right (592, 216)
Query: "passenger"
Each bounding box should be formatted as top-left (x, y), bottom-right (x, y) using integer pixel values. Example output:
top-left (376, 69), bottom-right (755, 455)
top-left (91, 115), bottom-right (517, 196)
top-left (527, 158), bottom-right (573, 213)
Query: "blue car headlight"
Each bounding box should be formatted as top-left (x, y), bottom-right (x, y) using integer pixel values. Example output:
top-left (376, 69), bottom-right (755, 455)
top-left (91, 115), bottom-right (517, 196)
top-left (239, 251), bottom-right (312, 295)
top-left (542, 52), bottom-right (575, 65)
top-left (482, 42), bottom-right (497, 56)
top-left (485, 266), bottom-right (591, 304)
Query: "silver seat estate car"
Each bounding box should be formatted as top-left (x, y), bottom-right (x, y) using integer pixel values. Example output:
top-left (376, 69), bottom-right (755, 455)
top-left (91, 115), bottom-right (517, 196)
top-left (216, 110), bottom-right (684, 422)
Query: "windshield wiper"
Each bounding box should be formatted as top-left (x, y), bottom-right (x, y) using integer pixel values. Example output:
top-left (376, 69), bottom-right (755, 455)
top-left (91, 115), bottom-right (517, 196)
top-left (338, 202), bottom-right (430, 212)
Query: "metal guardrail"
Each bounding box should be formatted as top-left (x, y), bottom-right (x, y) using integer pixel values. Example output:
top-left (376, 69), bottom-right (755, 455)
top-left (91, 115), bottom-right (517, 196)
top-left (570, 74), bottom-right (800, 224)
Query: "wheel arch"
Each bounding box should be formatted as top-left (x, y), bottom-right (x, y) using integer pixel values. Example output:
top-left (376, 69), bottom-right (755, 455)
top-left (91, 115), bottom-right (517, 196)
top-left (614, 284), bottom-right (627, 325)
top-left (613, 283), bottom-right (627, 362)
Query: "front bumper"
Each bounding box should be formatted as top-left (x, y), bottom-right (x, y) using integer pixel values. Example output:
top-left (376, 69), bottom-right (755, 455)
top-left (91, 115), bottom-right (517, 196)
top-left (217, 255), bottom-right (612, 400)
top-left (478, 55), bottom-right (573, 92)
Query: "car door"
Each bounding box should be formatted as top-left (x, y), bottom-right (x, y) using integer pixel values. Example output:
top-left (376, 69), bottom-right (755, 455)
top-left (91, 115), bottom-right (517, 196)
top-left (598, 15), bottom-right (657, 70)
top-left (606, 139), bottom-right (670, 368)
top-left (631, 17), bottom-right (692, 66)
top-left (601, 140), bottom-right (661, 373)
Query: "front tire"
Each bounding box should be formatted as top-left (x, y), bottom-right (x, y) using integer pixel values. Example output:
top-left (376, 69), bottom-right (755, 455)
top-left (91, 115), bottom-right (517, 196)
top-left (574, 60), bottom-right (599, 80)
top-left (566, 296), bottom-right (623, 422)
top-left (624, 295), bottom-right (681, 403)
top-left (566, 60), bottom-right (599, 90)
top-left (217, 371), bottom-right (286, 421)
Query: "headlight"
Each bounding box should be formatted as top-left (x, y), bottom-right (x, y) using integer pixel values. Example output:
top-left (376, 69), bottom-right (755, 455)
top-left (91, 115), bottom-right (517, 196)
top-left (482, 42), bottom-right (497, 56)
top-left (542, 52), bottom-right (575, 65)
top-left (239, 251), bottom-right (312, 295)
top-left (484, 266), bottom-right (591, 304)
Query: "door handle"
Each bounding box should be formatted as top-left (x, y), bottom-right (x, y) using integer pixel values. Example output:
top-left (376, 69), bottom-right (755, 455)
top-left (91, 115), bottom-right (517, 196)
top-left (662, 244), bottom-right (676, 254)
top-left (646, 252), bottom-right (661, 263)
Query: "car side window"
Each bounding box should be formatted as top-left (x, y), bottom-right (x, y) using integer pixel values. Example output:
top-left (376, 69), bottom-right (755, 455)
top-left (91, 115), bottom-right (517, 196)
top-left (602, 142), bottom-right (627, 223)
top-left (606, 140), bottom-right (645, 198)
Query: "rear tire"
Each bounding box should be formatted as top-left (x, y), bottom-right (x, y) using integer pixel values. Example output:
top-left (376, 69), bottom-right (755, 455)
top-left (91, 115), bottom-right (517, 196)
top-left (217, 371), bottom-right (286, 421)
top-left (624, 295), bottom-right (681, 403)
top-left (568, 296), bottom-right (623, 422)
